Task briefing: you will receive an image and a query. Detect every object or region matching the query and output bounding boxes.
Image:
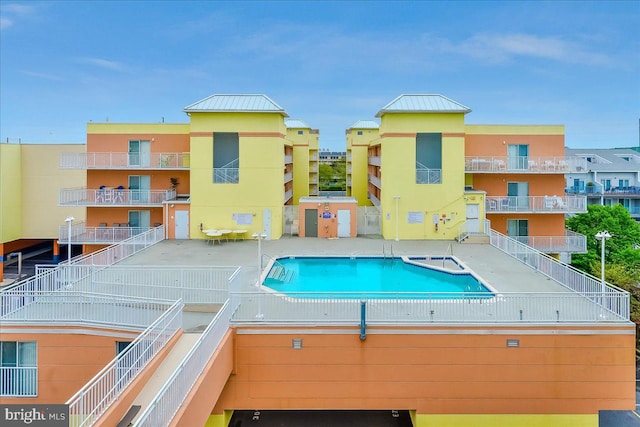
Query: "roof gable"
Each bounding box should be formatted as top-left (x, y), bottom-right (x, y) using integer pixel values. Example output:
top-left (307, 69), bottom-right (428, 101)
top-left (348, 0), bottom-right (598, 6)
top-left (349, 120), bottom-right (380, 129)
top-left (184, 94), bottom-right (288, 116)
top-left (376, 94), bottom-right (471, 117)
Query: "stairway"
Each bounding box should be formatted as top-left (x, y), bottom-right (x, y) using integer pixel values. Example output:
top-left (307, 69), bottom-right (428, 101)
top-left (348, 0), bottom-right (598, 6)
top-left (266, 265), bottom-right (294, 283)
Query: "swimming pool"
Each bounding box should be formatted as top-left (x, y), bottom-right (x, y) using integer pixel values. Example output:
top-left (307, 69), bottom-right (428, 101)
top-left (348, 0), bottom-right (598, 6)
top-left (263, 256), bottom-right (494, 299)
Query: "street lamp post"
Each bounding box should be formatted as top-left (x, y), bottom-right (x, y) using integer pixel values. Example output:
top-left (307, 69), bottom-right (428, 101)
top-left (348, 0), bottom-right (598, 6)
top-left (65, 216), bottom-right (74, 264)
top-left (595, 230), bottom-right (611, 310)
top-left (394, 195), bottom-right (400, 241)
top-left (252, 232), bottom-right (267, 319)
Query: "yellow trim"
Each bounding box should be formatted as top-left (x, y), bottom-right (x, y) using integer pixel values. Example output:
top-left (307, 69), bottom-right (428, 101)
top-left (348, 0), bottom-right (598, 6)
top-left (414, 414), bottom-right (597, 427)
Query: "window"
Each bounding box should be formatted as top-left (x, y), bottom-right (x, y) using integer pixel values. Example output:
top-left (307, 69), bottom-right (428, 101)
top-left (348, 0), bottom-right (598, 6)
top-left (507, 182), bottom-right (529, 209)
top-left (620, 199), bottom-right (630, 209)
top-left (213, 133), bottom-right (239, 183)
top-left (416, 133), bottom-right (442, 184)
top-left (1, 341), bottom-right (37, 396)
top-left (619, 179), bottom-right (630, 190)
top-left (357, 131), bottom-right (363, 135)
top-left (128, 140), bottom-right (151, 167)
top-left (507, 219), bottom-right (529, 238)
top-left (600, 179), bottom-right (611, 191)
top-left (297, 130), bottom-right (304, 135)
top-left (508, 144), bottom-right (529, 170)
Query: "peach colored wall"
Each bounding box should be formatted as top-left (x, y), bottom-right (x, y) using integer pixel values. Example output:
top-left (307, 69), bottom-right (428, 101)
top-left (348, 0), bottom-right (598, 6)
top-left (465, 133), bottom-right (565, 157)
top-left (472, 174), bottom-right (566, 198)
top-left (298, 201), bottom-right (357, 238)
top-left (171, 331), bottom-right (234, 427)
top-left (1, 327), bottom-right (140, 404)
top-left (87, 170), bottom-right (190, 193)
top-left (87, 133), bottom-right (189, 153)
top-left (489, 214), bottom-right (567, 236)
top-left (212, 325), bottom-right (635, 415)
top-left (85, 207), bottom-right (164, 228)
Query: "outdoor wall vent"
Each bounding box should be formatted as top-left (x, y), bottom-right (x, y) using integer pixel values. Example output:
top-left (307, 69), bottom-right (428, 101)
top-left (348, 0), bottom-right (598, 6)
top-left (506, 339), bottom-right (520, 348)
top-left (292, 338), bottom-right (303, 349)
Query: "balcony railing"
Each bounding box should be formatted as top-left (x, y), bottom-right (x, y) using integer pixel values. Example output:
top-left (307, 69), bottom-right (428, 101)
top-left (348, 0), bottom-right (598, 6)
top-left (284, 154), bottom-right (293, 164)
top-left (284, 171), bottom-right (293, 184)
top-left (59, 188), bottom-right (176, 206)
top-left (368, 174), bottom-right (381, 190)
top-left (309, 174), bottom-right (318, 184)
top-left (486, 196), bottom-right (587, 213)
top-left (416, 164), bottom-right (442, 184)
top-left (59, 224), bottom-right (154, 244)
top-left (66, 298), bottom-right (183, 427)
top-left (465, 156), bottom-right (587, 173)
top-left (1, 367), bottom-right (37, 397)
top-left (60, 152), bottom-right (190, 169)
top-left (368, 156), bottom-right (381, 166)
top-left (213, 158), bottom-right (239, 183)
top-left (368, 192), bottom-right (381, 207)
top-left (566, 185), bottom-right (640, 196)
top-left (284, 188), bottom-right (293, 203)
top-left (512, 230), bottom-right (587, 253)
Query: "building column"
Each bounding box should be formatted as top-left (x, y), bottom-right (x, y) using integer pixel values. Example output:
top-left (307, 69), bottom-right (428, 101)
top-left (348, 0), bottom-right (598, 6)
top-left (53, 239), bottom-right (60, 263)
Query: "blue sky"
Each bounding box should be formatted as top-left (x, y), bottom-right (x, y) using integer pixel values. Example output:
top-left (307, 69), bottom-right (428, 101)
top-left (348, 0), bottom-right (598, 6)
top-left (1, 1), bottom-right (639, 150)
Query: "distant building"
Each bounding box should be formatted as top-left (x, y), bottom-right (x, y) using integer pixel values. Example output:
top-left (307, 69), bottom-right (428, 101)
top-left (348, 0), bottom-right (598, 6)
top-left (318, 150), bottom-right (346, 164)
top-left (565, 147), bottom-right (640, 220)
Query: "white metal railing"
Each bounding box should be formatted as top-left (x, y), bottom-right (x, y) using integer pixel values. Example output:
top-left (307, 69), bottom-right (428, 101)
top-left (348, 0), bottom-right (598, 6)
top-left (60, 152), bottom-right (190, 169)
top-left (416, 162), bottom-right (442, 184)
top-left (59, 188), bottom-right (176, 206)
top-left (230, 290), bottom-right (628, 323)
top-left (1, 367), bottom-right (37, 397)
top-left (368, 192), bottom-right (381, 207)
top-left (59, 225), bottom-right (153, 244)
top-left (82, 266), bottom-right (240, 303)
top-left (309, 173), bottom-right (318, 184)
top-left (465, 156), bottom-right (587, 173)
top-left (368, 156), bottom-right (381, 166)
top-left (512, 230), bottom-right (587, 253)
top-left (368, 174), bottom-right (381, 189)
top-left (486, 196), bottom-right (587, 213)
top-left (133, 270), bottom-right (241, 426)
top-left (1, 292), bottom-right (175, 327)
top-left (284, 171), bottom-right (293, 183)
top-left (284, 154), bottom-right (293, 164)
top-left (284, 188), bottom-right (293, 202)
top-left (489, 230), bottom-right (629, 319)
top-left (213, 158), bottom-right (239, 183)
top-left (66, 299), bottom-right (183, 427)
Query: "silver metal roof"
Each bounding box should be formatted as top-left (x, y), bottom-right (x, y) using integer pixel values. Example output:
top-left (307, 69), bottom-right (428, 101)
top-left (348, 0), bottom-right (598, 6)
top-left (565, 147), bottom-right (640, 172)
top-left (285, 119), bottom-right (311, 129)
top-left (184, 94), bottom-right (288, 116)
top-left (348, 120), bottom-right (379, 129)
top-left (376, 94), bottom-right (471, 117)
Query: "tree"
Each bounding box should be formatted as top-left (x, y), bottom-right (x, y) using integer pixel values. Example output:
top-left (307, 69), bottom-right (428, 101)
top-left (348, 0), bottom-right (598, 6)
top-left (319, 164), bottom-right (335, 190)
top-left (566, 204), bottom-right (640, 272)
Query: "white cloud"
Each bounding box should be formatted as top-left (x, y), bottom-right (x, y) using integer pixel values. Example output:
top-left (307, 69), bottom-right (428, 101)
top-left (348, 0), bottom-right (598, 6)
top-left (0, 17), bottom-right (11, 29)
top-left (78, 57), bottom-right (127, 72)
top-left (0, 3), bottom-right (34, 30)
top-left (21, 70), bottom-right (63, 81)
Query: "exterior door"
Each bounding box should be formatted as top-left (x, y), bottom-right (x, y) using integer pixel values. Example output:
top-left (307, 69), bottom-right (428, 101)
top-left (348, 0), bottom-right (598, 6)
top-left (175, 210), bottom-right (189, 239)
top-left (128, 210), bottom-right (150, 229)
top-left (337, 210), bottom-right (350, 237)
top-left (465, 204), bottom-right (480, 233)
top-left (508, 144), bottom-right (529, 170)
top-left (128, 140), bottom-right (151, 167)
top-left (129, 175), bottom-right (151, 203)
top-left (507, 219), bottom-right (529, 245)
top-left (262, 208), bottom-right (271, 240)
top-left (508, 182), bottom-right (529, 209)
top-left (305, 209), bottom-right (318, 237)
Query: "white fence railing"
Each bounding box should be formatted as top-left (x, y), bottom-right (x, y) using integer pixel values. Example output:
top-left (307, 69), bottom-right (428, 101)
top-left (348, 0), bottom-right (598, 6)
top-left (65, 226), bottom-right (164, 264)
top-left (1, 292), bottom-right (176, 327)
top-left (356, 205), bottom-right (382, 235)
top-left (230, 290), bottom-right (628, 324)
top-left (486, 196), bottom-right (587, 213)
top-left (457, 220), bottom-right (491, 241)
top-left (66, 299), bottom-right (183, 427)
top-left (80, 266), bottom-right (240, 303)
top-left (0, 367), bottom-right (37, 397)
top-left (489, 230), bottom-right (629, 319)
top-left (60, 152), bottom-right (190, 169)
top-left (59, 225), bottom-right (153, 244)
top-left (465, 156), bottom-right (587, 173)
top-left (59, 188), bottom-right (176, 206)
top-left (513, 231), bottom-right (587, 254)
top-left (134, 297), bottom-right (239, 426)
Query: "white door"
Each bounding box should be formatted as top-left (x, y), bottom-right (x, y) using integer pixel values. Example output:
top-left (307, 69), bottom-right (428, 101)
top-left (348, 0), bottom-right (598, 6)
top-left (175, 210), bottom-right (189, 239)
top-left (262, 208), bottom-right (271, 240)
top-left (465, 204), bottom-right (480, 233)
top-left (337, 210), bottom-right (351, 237)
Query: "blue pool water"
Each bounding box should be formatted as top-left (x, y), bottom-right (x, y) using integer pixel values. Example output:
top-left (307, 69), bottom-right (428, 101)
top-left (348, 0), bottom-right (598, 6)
top-left (264, 257), bottom-right (492, 299)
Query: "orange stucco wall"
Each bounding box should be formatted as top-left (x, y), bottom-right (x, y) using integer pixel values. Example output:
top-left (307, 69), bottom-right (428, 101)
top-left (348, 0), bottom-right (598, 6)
top-left (166, 203), bottom-right (191, 239)
top-left (212, 325), bottom-right (635, 415)
top-left (87, 170), bottom-right (190, 194)
top-left (0, 326), bottom-right (140, 404)
top-left (465, 133), bottom-right (565, 157)
top-left (87, 133), bottom-right (189, 153)
top-left (472, 174), bottom-right (566, 198)
top-left (298, 201), bottom-right (357, 238)
top-left (85, 207), bottom-right (165, 228)
top-left (487, 214), bottom-right (567, 236)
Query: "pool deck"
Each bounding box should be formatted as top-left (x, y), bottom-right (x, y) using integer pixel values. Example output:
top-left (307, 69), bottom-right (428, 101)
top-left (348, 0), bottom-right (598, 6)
top-left (119, 237), bottom-right (571, 294)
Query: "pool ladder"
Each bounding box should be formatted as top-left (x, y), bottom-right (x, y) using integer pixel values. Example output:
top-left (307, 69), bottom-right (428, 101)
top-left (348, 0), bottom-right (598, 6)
top-left (382, 243), bottom-right (394, 259)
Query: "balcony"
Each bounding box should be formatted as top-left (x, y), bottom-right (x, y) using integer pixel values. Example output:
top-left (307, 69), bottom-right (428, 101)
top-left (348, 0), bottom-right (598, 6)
top-left (368, 156), bottom-right (381, 166)
top-left (512, 230), bottom-right (587, 254)
top-left (416, 163), bottom-right (442, 184)
top-left (284, 189), bottom-right (293, 203)
top-left (60, 152), bottom-right (190, 170)
top-left (465, 156), bottom-right (586, 173)
top-left (284, 171), bottom-right (293, 184)
top-left (309, 174), bottom-right (318, 184)
top-left (368, 192), bottom-right (380, 207)
top-left (59, 187), bottom-right (176, 207)
top-left (309, 185), bottom-right (318, 196)
top-left (59, 223), bottom-right (155, 244)
top-left (566, 185), bottom-right (640, 198)
top-left (486, 195), bottom-right (587, 214)
top-left (368, 174), bottom-right (381, 190)
top-left (284, 154), bottom-right (293, 164)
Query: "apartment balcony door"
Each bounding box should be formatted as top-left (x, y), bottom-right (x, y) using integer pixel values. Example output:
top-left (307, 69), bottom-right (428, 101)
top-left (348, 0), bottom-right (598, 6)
top-left (507, 219), bottom-right (529, 245)
top-left (508, 181), bottom-right (529, 209)
top-left (129, 175), bottom-right (150, 203)
top-left (128, 210), bottom-right (150, 229)
top-left (508, 144), bottom-right (529, 170)
top-left (129, 140), bottom-right (151, 167)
